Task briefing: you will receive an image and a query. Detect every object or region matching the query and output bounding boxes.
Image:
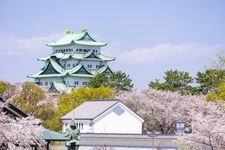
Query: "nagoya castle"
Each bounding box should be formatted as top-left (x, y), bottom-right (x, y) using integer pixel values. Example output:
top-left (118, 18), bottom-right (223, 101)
top-left (29, 28), bottom-right (115, 93)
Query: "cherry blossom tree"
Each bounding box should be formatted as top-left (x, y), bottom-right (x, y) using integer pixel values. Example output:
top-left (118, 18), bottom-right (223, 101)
top-left (0, 100), bottom-right (46, 150)
top-left (177, 102), bottom-right (225, 150)
top-left (117, 89), bottom-right (225, 149)
top-left (117, 89), bottom-right (206, 134)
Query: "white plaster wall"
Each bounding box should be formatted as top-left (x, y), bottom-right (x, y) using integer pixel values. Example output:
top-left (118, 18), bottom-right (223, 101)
top-left (64, 77), bottom-right (91, 87)
top-left (62, 119), bottom-right (94, 133)
top-left (93, 104), bottom-right (143, 134)
top-left (52, 44), bottom-right (101, 54)
top-left (80, 60), bottom-right (102, 70)
top-left (59, 59), bottom-right (80, 69)
top-left (39, 77), bottom-right (63, 88)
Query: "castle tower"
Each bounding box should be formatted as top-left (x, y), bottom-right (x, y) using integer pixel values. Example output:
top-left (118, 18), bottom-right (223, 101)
top-left (29, 28), bottom-right (115, 93)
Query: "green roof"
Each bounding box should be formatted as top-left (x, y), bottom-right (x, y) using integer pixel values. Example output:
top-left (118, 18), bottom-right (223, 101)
top-left (49, 81), bottom-right (73, 93)
top-left (49, 58), bottom-right (64, 74)
top-left (29, 61), bottom-right (95, 78)
top-left (46, 31), bottom-right (107, 47)
top-left (38, 51), bottom-right (115, 62)
top-left (42, 129), bottom-right (68, 141)
top-left (97, 66), bottom-right (112, 74)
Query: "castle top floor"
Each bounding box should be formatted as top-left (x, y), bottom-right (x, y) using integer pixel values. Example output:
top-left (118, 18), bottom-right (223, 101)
top-left (46, 29), bottom-right (107, 55)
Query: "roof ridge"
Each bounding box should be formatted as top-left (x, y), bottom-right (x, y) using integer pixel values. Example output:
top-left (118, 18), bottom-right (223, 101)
top-left (84, 99), bottom-right (120, 102)
top-left (92, 100), bottom-right (119, 120)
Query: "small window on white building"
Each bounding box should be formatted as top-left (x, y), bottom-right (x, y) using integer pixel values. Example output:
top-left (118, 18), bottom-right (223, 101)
top-left (65, 123), bottom-right (68, 127)
top-left (73, 64), bottom-right (76, 67)
top-left (39, 82), bottom-right (43, 86)
top-left (44, 82), bottom-right (48, 86)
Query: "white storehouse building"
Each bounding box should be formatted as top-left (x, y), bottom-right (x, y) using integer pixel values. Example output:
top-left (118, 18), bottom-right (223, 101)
top-left (61, 100), bottom-right (144, 134)
top-left (29, 28), bottom-right (115, 93)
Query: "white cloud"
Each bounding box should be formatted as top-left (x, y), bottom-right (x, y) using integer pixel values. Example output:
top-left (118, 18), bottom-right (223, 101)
top-left (0, 32), bottom-right (62, 55)
top-left (118, 43), bottom-right (224, 64)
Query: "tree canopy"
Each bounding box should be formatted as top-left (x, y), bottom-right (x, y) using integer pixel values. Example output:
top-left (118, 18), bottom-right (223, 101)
top-left (149, 69), bottom-right (195, 94)
top-left (117, 89), bottom-right (225, 149)
top-left (0, 81), bottom-right (16, 100)
top-left (0, 100), bottom-right (45, 150)
top-left (88, 71), bottom-right (134, 91)
top-left (13, 82), bottom-right (59, 130)
top-left (196, 69), bottom-right (225, 94)
top-left (58, 86), bottom-right (115, 115)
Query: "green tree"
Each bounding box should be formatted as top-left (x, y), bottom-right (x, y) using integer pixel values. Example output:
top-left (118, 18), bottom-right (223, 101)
top-left (196, 69), bottom-right (225, 94)
top-left (58, 86), bottom-right (115, 115)
top-left (149, 69), bottom-right (195, 94)
top-left (206, 83), bottom-right (225, 101)
top-left (0, 81), bottom-right (16, 100)
top-left (88, 71), bottom-right (134, 91)
top-left (14, 82), bottom-right (46, 114)
top-left (109, 71), bottom-right (134, 91)
top-left (88, 73), bottom-right (109, 88)
top-left (13, 82), bottom-right (59, 130)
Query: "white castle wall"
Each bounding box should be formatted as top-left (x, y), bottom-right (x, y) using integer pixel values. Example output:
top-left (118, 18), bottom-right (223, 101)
top-left (64, 77), bottom-right (90, 87)
top-left (37, 77), bottom-right (63, 88)
top-left (52, 44), bottom-right (100, 54)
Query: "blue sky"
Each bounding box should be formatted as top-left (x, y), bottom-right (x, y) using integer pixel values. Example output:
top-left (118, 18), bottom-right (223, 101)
top-left (0, 0), bottom-right (225, 89)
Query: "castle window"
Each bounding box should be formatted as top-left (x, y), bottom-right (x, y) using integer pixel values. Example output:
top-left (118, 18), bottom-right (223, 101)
top-left (79, 49), bottom-right (82, 52)
top-left (45, 82), bottom-right (48, 86)
top-left (76, 49), bottom-right (78, 51)
top-left (87, 64), bottom-right (92, 68)
top-left (74, 81), bottom-right (79, 85)
top-left (82, 81), bottom-right (88, 86)
top-left (73, 64), bottom-right (76, 67)
top-left (67, 64), bottom-right (71, 68)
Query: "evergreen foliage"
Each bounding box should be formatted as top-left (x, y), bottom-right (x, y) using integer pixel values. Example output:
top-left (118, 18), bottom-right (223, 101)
top-left (149, 69), bottom-right (195, 94)
top-left (88, 71), bottom-right (134, 91)
top-left (196, 69), bottom-right (225, 94)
